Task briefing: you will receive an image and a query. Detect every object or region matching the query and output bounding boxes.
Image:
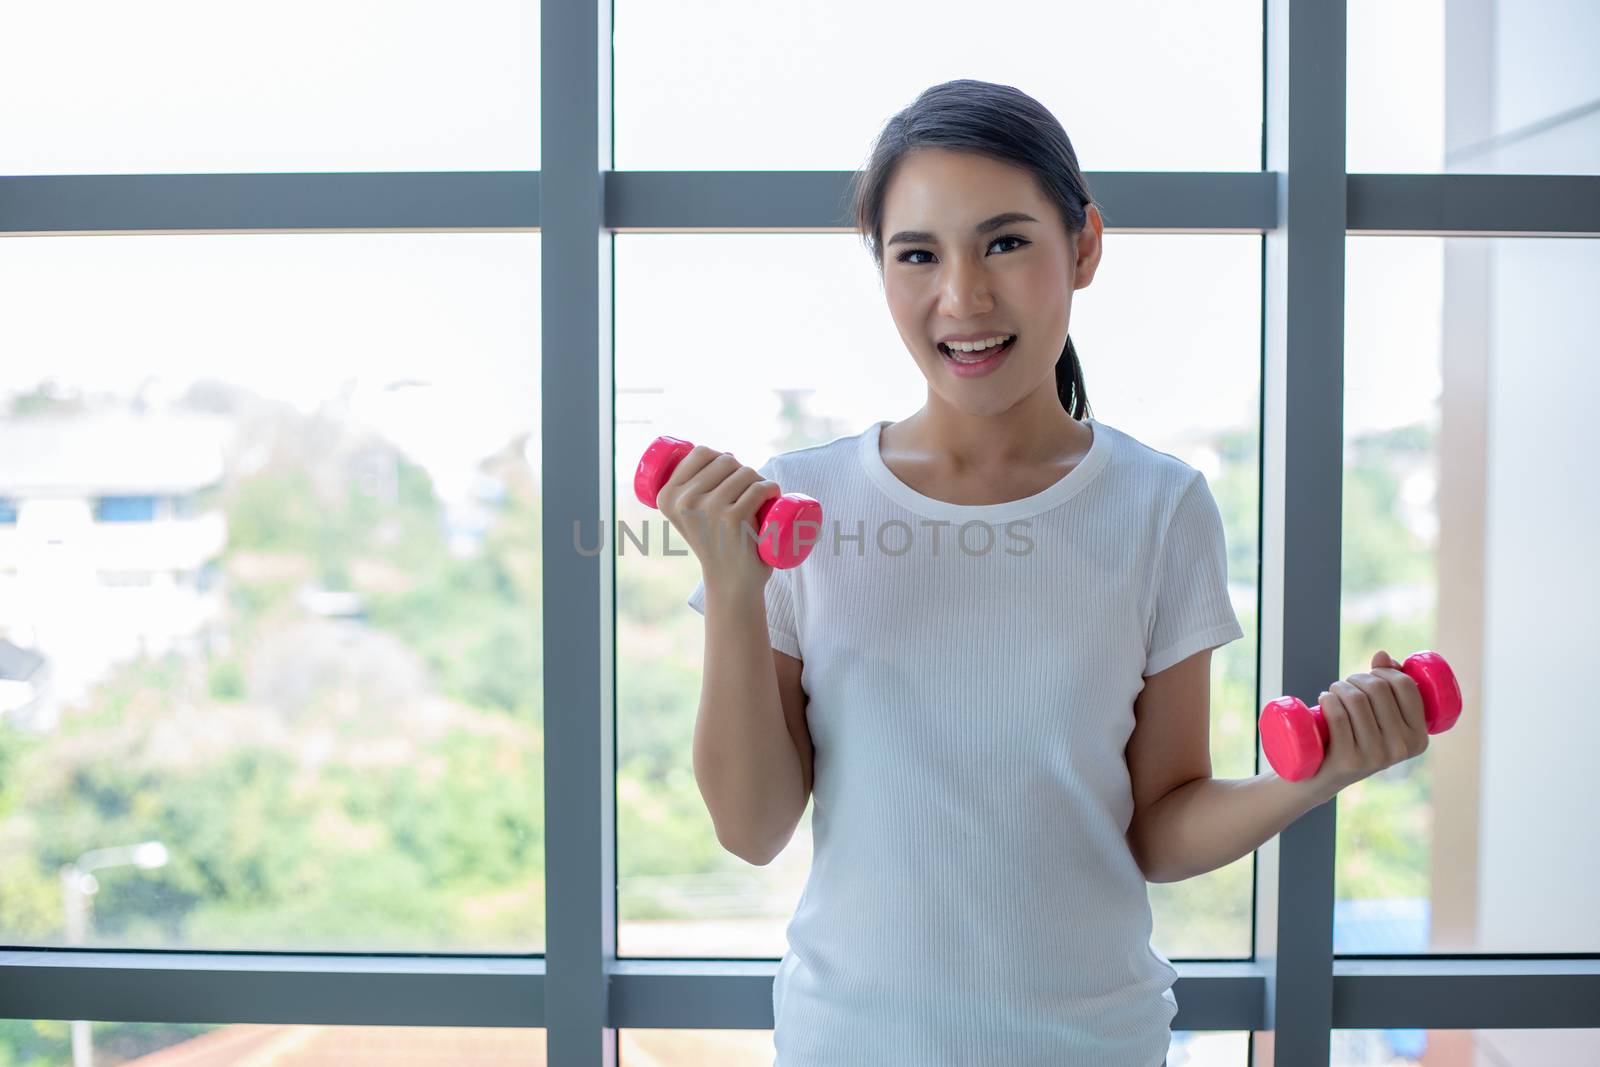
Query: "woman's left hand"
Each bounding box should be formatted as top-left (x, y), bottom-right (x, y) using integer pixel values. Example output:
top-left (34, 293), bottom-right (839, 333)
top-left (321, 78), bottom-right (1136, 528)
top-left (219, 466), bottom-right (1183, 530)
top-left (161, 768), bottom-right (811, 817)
top-left (1302, 649), bottom-right (1432, 803)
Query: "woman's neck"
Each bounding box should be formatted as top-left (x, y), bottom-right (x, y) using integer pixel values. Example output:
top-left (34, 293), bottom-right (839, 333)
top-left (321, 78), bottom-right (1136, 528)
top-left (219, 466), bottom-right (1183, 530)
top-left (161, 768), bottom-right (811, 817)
top-left (890, 392), bottom-right (1087, 474)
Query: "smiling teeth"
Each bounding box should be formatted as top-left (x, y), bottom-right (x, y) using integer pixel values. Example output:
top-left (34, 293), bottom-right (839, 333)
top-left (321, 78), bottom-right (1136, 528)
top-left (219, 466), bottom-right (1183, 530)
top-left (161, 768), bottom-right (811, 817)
top-left (944, 334), bottom-right (1013, 353)
top-left (944, 335), bottom-right (1013, 362)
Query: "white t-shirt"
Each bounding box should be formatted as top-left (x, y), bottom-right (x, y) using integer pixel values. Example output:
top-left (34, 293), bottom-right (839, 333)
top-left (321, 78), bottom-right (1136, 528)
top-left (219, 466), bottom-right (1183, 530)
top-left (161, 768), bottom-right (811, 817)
top-left (687, 415), bottom-right (1243, 1067)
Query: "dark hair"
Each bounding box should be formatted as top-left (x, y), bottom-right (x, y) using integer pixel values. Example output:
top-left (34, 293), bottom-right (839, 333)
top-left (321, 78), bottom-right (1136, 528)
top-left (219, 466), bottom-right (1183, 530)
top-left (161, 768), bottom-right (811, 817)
top-left (846, 79), bottom-right (1095, 421)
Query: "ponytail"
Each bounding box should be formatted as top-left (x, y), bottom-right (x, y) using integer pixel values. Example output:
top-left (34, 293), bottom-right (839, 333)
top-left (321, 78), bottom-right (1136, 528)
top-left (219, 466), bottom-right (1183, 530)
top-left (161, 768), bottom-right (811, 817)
top-left (1055, 334), bottom-right (1092, 420)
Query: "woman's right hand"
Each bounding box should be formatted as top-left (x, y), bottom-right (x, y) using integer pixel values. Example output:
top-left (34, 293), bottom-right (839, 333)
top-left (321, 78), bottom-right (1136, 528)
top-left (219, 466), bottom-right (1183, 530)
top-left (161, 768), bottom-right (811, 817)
top-left (656, 445), bottom-right (783, 595)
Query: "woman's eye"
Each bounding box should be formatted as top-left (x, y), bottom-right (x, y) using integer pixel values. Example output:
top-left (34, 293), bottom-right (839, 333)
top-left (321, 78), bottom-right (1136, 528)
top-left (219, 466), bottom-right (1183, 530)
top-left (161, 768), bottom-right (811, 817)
top-left (895, 234), bottom-right (1028, 265)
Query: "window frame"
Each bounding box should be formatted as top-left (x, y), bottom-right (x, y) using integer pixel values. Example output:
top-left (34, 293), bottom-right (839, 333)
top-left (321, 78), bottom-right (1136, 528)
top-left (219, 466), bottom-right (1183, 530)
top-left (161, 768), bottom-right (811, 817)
top-left (1, 0), bottom-right (1598, 1061)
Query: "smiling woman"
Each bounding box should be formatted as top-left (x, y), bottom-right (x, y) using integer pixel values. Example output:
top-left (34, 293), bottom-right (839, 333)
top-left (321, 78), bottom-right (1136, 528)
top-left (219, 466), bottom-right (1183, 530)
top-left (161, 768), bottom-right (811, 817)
top-left (857, 123), bottom-right (1099, 431)
top-left (657, 79), bottom-right (1249, 1067)
top-left (846, 79), bottom-right (1104, 515)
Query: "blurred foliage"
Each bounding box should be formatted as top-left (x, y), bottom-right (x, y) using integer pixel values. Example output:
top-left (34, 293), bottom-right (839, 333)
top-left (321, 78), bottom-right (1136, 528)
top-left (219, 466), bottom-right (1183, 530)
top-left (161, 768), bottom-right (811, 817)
top-left (206, 656), bottom-right (246, 703)
top-left (0, 1021), bottom-right (212, 1067)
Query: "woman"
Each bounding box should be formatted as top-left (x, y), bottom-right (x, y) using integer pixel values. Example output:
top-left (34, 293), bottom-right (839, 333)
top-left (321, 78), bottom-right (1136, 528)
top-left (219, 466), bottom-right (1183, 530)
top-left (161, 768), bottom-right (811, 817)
top-left (673, 78), bottom-right (1429, 1067)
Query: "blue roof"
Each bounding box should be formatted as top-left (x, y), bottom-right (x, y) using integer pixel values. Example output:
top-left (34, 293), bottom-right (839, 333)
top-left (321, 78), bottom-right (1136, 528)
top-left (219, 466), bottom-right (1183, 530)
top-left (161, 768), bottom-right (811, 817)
top-left (1334, 896), bottom-right (1430, 953)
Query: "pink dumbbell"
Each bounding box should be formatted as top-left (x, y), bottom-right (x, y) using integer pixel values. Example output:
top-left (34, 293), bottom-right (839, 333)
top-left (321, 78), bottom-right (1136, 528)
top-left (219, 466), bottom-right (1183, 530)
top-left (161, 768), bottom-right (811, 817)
top-left (1259, 650), bottom-right (1464, 782)
top-left (634, 435), bottom-right (823, 569)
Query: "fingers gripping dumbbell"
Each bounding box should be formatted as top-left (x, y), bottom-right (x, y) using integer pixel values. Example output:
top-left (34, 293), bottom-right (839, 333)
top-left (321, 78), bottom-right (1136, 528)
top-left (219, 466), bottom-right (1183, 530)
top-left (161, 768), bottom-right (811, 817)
top-left (1258, 650), bottom-right (1464, 782)
top-left (634, 435), bottom-right (823, 569)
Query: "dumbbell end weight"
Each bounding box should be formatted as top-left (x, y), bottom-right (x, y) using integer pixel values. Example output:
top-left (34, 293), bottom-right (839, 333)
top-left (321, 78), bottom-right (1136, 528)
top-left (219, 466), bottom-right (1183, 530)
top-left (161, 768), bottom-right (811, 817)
top-left (755, 493), bottom-right (823, 569)
top-left (634, 436), bottom-right (695, 508)
top-left (1406, 649), bottom-right (1464, 734)
top-left (1257, 697), bottom-right (1323, 783)
top-left (1260, 649), bottom-right (1463, 782)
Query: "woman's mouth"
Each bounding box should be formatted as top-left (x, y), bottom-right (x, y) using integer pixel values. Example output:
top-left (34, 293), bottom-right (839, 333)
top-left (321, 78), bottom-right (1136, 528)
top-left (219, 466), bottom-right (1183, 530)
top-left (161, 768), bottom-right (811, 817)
top-left (938, 335), bottom-right (1016, 377)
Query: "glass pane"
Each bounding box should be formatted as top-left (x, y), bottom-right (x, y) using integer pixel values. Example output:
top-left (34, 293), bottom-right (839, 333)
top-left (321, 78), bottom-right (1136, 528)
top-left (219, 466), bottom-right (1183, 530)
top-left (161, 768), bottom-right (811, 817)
top-left (619, 1028), bottom-right (1252, 1066)
top-left (614, 2), bottom-right (1261, 171)
top-left (1348, 0), bottom-right (1600, 174)
top-left (1170, 1031), bottom-right (1251, 1066)
top-left (0, 1021), bottom-right (544, 1064)
top-left (1337, 237), bottom-right (1599, 953)
top-left (0, 233), bottom-right (545, 952)
top-left (1333, 1028), bottom-right (1600, 1066)
top-left (0, 1), bottom-right (541, 174)
top-left (622, 1028), bottom-right (776, 1066)
top-left (614, 233), bottom-right (1260, 960)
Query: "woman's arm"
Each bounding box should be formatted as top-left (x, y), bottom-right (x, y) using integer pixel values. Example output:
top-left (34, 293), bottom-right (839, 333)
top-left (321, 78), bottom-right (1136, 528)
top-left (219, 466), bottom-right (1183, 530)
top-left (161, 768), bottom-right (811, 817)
top-left (1130, 772), bottom-right (1326, 884)
top-left (692, 581), bottom-right (811, 866)
top-left (1125, 647), bottom-right (1428, 883)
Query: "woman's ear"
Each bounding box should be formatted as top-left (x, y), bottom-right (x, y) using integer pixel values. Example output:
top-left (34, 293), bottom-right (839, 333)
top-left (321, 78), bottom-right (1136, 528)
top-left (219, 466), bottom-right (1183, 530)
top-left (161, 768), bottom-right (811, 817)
top-left (1072, 204), bottom-right (1105, 289)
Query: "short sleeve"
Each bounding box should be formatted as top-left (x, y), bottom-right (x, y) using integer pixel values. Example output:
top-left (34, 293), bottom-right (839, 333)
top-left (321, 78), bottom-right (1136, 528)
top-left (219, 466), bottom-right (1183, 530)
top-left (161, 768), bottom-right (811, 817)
top-left (1143, 471), bottom-right (1245, 677)
top-left (685, 455), bottom-right (802, 659)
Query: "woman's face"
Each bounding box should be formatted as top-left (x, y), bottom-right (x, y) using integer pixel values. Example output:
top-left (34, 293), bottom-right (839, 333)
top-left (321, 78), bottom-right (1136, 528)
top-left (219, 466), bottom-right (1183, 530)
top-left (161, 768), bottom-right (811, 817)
top-left (878, 147), bottom-right (1101, 415)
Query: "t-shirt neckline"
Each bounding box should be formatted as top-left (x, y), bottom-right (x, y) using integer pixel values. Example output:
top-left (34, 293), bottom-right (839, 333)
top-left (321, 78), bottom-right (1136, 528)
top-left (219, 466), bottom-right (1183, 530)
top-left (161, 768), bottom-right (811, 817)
top-left (858, 416), bottom-right (1112, 523)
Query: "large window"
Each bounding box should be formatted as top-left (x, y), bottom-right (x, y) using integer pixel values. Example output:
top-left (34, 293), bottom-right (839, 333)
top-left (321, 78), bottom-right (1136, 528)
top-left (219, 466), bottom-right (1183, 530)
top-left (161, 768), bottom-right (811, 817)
top-left (1347, 0), bottom-right (1600, 175)
top-left (0, 1), bottom-right (1595, 1064)
top-left (612, 0), bottom-right (1261, 172)
top-left (0, 1), bottom-right (543, 174)
top-left (0, 234), bottom-right (545, 956)
top-left (1337, 236), bottom-right (1599, 957)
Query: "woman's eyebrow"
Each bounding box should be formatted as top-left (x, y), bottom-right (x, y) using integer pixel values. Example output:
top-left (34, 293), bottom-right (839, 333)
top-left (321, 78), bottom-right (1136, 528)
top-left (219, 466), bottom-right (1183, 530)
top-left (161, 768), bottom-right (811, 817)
top-left (885, 211), bottom-right (1039, 247)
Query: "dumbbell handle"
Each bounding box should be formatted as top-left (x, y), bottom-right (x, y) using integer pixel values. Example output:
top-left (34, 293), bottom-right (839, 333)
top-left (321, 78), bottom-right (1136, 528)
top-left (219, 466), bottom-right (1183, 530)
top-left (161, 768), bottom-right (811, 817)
top-left (1259, 650), bottom-right (1463, 782)
top-left (634, 435), bottom-right (823, 569)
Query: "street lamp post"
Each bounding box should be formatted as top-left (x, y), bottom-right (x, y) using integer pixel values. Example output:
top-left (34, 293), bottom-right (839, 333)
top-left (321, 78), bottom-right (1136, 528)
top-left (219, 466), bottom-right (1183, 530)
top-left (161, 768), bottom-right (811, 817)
top-left (59, 841), bottom-right (168, 1067)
